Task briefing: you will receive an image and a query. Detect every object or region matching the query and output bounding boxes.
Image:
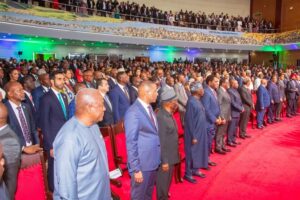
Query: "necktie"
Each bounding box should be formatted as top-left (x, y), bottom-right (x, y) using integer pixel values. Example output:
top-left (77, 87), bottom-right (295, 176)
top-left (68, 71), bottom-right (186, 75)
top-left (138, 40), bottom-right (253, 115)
top-left (147, 106), bottom-right (157, 130)
top-left (16, 106), bottom-right (32, 144)
top-left (104, 95), bottom-right (112, 111)
top-left (124, 86), bottom-right (130, 100)
top-left (213, 89), bottom-right (218, 99)
top-left (58, 93), bottom-right (67, 119)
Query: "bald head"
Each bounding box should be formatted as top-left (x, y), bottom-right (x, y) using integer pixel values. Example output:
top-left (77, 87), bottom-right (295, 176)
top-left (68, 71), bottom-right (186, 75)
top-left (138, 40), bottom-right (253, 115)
top-left (261, 79), bottom-right (268, 87)
top-left (0, 103), bottom-right (8, 126)
top-left (5, 81), bottom-right (25, 103)
top-left (75, 88), bottom-right (105, 125)
top-left (138, 81), bottom-right (158, 104)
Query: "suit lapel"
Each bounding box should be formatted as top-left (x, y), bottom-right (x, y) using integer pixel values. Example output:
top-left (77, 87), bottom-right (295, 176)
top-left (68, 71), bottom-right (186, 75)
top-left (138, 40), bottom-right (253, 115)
top-left (136, 101), bottom-right (157, 132)
top-left (117, 85), bottom-right (130, 103)
top-left (21, 103), bottom-right (31, 130)
top-left (49, 90), bottom-right (65, 118)
top-left (6, 102), bottom-right (23, 133)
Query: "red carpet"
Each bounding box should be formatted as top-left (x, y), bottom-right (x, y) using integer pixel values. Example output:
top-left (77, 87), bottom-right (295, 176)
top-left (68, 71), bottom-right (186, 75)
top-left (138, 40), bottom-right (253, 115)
top-left (118, 116), bottom-right (300, 200)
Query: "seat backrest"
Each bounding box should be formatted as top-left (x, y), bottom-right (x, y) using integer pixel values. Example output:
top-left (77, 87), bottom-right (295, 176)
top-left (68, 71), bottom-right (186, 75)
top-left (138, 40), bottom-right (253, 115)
top-left (111, 121), bottom-right (127, 164)
top-left (100, 126), bottom-right (119, 171)
top-left (173, 111), bottom-right (184, 136)
top-left (15, 152), bottom-right (50, 200)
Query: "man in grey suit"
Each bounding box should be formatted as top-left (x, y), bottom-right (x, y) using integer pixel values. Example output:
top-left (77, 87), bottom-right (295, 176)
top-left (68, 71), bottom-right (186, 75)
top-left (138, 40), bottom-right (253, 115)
top-left (156, 88), bottom-right (180, 200)
top-left (216, 78), bottom-right (231, 155)
top-left (239, 77), bottom-right (253, 139)
top-left (174, 74), bottom-right (188, 126)
top-left (0, 103), bottom-right (21, 200)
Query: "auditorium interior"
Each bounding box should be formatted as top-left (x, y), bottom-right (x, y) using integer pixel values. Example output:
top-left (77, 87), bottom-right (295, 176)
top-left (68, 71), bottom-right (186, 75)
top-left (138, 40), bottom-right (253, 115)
top-left (0, 0), bottom-right (300, 199)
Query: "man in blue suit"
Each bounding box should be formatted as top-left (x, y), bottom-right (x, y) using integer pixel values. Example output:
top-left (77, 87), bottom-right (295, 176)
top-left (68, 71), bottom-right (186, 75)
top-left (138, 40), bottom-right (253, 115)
top-left (128, 75), bottom-right (142, 104)
top-left (201, 75), bottom-right (221, 167)
top-left (227, 79), bottom-right (244, 146)
top-left (39, 71), bottom-right (68, 192)
top-left (109, 72), bottom-right (131, 122)
top-left (125, 81), bottom-right (160, 200)
top-left (286, 73), bottom-right (298, 117)
top-left (256, 79), bottom-right (271, 129)
top-left (4, 82), bottom-right (41, 152)
top-left (267, 75), bottom-right (281, 123)
top-left (32, 73), bottom-right (51, 112)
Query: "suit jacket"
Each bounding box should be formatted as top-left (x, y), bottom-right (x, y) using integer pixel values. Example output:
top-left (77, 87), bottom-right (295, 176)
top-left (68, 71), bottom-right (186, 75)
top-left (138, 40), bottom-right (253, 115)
top-left (217, 87), bottom-right (231, 121)
top-left (128, 85), bottom-right (138, 104)
top-left (239, 86), bottom-right (253, 110)
top-left (267, 81), bottom-right (281, 103)
top-left (286, 80), bottom-right (298, 100)
top-left (124, 100), bottom-right (161, 173)
top-left (23, 93), bottom-right (37, 124)
top-left (98, 95), bottom-right (114, 127)
top-left (278, 80), bottom-right (286, 99)
top-left (4, 101), bottom-right (39, 147)
top-left (228, 88), bottom-right (244, 118)
top-left (32, 85), bottom-right (48, 112)
top-left (39, 89), bottom-right (68, 151)
top-left (109, 85), bottom-right (131, 122)
top-left (108, 78), bottom-right (117, 90)
top-left (156, 108), bottom-right (179, 165)
top-left (174, 83), bottom-right (188, 112)
top-left (83, 81), bottom-right (97, 89)
top-left (201, 87), bottom-right (220, 128)
top-left (256, 85), bottom-right (271, 110)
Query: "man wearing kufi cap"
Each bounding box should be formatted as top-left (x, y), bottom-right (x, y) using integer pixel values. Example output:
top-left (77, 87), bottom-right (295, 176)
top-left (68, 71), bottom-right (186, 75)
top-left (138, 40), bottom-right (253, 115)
top-left (156, 87), bottom-right (180, 200)
top-left (183, 82), bottom-right (209, 184)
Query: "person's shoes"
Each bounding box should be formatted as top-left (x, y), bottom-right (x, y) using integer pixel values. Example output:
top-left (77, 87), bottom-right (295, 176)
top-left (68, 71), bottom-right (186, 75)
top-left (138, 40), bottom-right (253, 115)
top-left (222, 148), bottom-right (231, 152)
top-left (257, 126), bottom-right (264, 129)
top-left (208, 161), bottom-right (217, 166)
top-left (215, 149), bottom-right (226, 155)
top-left (202, 166), bottom-right (211, 171)
top-left (240, 136), bottom-right (246, 139)
top-left (267, 120), bottom-right (273, 124)
top-left (233, 141), bottom-right (241, 145)
top-left (183, 175), bottom-right (197, 184)
top-left (192, 171), bottom-right (206, 178)
top-left (287, 114), bottom-right (292, 118)
top-left (244, 134), bottom-right (251, 138)
top-left (275, 118), bottom-right (282, 121)
top-left (227, 143), bottom-right (236, 147)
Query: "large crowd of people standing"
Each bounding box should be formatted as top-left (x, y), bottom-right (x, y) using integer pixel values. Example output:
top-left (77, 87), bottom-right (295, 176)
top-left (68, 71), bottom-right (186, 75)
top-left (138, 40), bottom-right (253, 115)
top-left (0, 56), bottom-right (300, 199)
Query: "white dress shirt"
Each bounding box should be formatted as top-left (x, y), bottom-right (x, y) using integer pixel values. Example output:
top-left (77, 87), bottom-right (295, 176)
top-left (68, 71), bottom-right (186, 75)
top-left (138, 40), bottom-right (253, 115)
top-left (8, 100), bottom-right (32, 146)
top-left (137, 98), bottom-right (157, 128)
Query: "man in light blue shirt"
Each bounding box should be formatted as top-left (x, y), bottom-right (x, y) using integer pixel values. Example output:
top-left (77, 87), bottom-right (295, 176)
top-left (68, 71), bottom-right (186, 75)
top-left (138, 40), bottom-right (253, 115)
top-left (53, 88), bottom-right (111, 200)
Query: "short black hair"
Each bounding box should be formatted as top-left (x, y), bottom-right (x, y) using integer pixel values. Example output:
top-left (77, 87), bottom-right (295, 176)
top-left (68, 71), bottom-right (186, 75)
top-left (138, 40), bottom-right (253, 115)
top-left (96, 78), bottom-right (107, 87)
top-left (116, 71), bottom-right (126, 81)
top-left (20, 75), bottom-right (34, 86)
top-left (50, 70), bottom-right (64, 80)
top-left (219, 77), bottom-right (228, 86)
top-left (206, 75), bottom-right (217, 85)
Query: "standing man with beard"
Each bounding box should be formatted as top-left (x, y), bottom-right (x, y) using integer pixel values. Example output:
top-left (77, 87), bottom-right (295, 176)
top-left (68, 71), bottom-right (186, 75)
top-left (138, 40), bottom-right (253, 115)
top-left (39, 71), bottom-right (69, 192)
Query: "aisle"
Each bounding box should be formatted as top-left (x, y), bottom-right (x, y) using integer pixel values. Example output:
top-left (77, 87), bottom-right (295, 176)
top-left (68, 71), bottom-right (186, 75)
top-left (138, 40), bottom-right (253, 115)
top-left (170, 116), bottom-right (300, 200)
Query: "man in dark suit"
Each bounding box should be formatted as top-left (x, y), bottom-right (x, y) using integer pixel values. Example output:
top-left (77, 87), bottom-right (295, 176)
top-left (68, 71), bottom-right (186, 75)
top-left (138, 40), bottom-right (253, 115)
top-left (277, 73), bottom-right (286, 120)
top-left (97, 78), bottom-right (114, 127)
top-left (201, 75), bottom-right (221, 166)
top-left (256, 79), bottom-right (271, 129)
top-left (267, 75), bottom-right (281, 123)
top-left (239, 77), bottom-right (253, 138)
top-left (107, 67), bottom-right (118, 90)
top-left (156, 88), bottom-right (179, 199)
top-left (216, 78), bottom-right (231, 154)
top-left (4, 82), bottom-right (41, 151)
top-left (32, 73), bottom-right (51, 114)
top-left (20, 75), bottom-right (36, 120)
top-left (0, 103), bottom-right (21, 200)
top-left (227, 79), bottom-right (244, 146)
top-left (39, 71), bottom-right (68, 192)
top-left (286, 74), bottom-right (298, 117)
top-left (125, 81), bottom-right (160, 200)
top-left (128, 75), bottom-right (141, 104)
top-left (109, 72), bottom-right (131, 122)
top-left (83, 69), bottom-right (97, 89)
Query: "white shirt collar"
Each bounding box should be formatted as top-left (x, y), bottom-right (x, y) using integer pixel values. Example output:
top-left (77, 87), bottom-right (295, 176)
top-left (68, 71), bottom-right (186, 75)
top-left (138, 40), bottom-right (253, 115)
top-left (24, 90), bottom-right (31, 97)
top-left (137, 98), bottom-right (150, 110)
top-left (42, 85), bottom-right (49, 92)
top-left (9, 100), bottom-right (21, 109)
top-left (0, 124), bottom-right (8, 132)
